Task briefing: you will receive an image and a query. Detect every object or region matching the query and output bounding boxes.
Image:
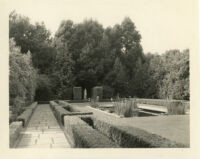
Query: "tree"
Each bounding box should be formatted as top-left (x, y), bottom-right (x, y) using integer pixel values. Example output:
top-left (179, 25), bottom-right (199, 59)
top-left (9, 38), bottom-right (37, 111)
top-left (160, 49), bottom-right (189, 100)
top-left (9, 11), bottom-right (54, 74)
top-left (112, 57), bottom-right (129, 97)
top-left (54, 19), bottom-right (105, 97)
top-left (51, 43), bottom-right (74, 99)
top-left (145, 49), bottom-right (190, 100)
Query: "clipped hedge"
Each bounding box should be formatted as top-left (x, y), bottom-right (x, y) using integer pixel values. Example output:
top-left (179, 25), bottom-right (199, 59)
top-left (64, 116), bottom-right (119, 148)
top-left (92, 86), bottom-right (103, 99)
top-left (49, 101), bottom-right (58, 110)
top-left (9, 121), bottom-right (23, 148)
top-left (58, 100), bottom-right (93, 114)
top-left (50, 101), bottom-right (93, 125)
top-left (73, 87), bottom-right (82, 100)
top-left (58, 100), bottom-right (70, 107)
top-left (9, 102), bottom-right (37, 125)
top-left (92, 117), bottom-right (188, 148)
top-left (17, 109), bottom-right (33, 126)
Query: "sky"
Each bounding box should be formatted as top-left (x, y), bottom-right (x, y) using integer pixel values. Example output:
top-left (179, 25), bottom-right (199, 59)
top-left (5, 0), bottom-right (197, 54)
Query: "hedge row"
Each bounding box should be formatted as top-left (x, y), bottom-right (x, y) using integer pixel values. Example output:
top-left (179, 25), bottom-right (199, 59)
top-left (63, 116), bottom-right (119, 148)
top-left (16, 102), bottom-right (38, 126)
top-left (58, 100), bottom-right (93, 115)
top-left (50, 101), bottom-right (93, 125)
top-left (50, 101), bottom-right (69, 125)
top-left (9, 121), bottom-right (23, 148)
top-left (92, 117), bottom-right (188, 148)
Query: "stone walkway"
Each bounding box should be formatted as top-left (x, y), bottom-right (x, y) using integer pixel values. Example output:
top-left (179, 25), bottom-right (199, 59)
top-left (16, 104), bottom-right (70, 148)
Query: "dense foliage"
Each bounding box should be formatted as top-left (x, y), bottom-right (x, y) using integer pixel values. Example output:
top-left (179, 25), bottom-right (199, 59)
top-left (9, 38), bottom-right (37, 112)
top-left (9, 11), bottom-right (190, 101)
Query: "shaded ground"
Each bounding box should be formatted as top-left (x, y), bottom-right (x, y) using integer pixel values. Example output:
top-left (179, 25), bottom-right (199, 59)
top-left (16, 104), bottom-right (70, 148)
top-left (70, 102), bottom-right (189, 145)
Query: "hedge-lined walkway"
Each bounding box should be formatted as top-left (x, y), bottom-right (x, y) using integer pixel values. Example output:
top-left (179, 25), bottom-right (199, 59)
top-left (16, 104), bottom-right (70, 148)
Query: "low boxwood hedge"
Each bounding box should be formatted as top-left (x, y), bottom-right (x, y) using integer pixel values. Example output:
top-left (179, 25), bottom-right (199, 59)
top-left (49, 101), bottom-right (58, 110)
top-left (9, 121), bottom-right (23, 148)
top-left (64, 116), bottom-right (119, 148)
top-left (58, 100), bottom-right (93, 114)
top-left (50, 101), bottom-right (93, 125)
top-left (17, 109), bottom-right (33, 126)
top-left (9, 102), bottom-right (37, 125)
top-left (92, 117), bottom-right (188, 148)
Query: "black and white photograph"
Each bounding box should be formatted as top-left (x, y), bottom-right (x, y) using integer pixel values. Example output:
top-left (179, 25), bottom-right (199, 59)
top-left (0, 0), bottom-right (200, 158)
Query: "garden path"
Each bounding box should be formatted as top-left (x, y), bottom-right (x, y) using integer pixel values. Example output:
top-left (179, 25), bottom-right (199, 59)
top-left (16, 104), bottom-right (70, 148)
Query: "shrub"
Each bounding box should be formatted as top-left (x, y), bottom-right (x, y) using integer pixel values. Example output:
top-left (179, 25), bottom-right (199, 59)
top-left (114, 98), bottom-right (138, 117)
top-left (167, 101), bottom-right (186, 115)
top-left (92, 86), bottom-right (103, 99)
top-left (11, 97), bottom-right (26, 115)
top-left (9, 38), bottom-right (37, 111)
top-left (73, 87), bottom-right (82, 100)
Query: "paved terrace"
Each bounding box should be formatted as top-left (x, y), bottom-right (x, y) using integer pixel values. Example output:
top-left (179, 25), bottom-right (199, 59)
top-left (16, 104), bottom-right (70, 148)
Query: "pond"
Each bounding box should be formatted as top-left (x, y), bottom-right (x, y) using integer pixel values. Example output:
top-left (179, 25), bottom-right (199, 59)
top-left (97, 105), bottom-right (165, 117)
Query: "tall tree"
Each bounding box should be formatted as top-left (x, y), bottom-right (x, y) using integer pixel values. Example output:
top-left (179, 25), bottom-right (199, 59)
top-left (9, 11), bottom-right (54, 74)
top-left (9, 38), bottom-right (37, 110)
